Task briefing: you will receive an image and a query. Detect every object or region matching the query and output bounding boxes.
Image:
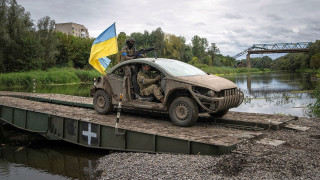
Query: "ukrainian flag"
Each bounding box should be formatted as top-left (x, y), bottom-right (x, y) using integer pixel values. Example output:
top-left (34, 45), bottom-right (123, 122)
top-left (89, 23), bottom-right (118, 75)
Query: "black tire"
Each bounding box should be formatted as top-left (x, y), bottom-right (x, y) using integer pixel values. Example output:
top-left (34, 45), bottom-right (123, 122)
top-left (210, 109), bottom-right (229, 118)
top-left (169, 97), bottom-right (199, 127)
top-left (93, 90), bottom-right (113, 114)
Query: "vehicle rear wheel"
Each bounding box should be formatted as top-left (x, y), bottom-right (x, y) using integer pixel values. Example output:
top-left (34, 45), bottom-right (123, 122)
top-left (169, 97), bottom-right (198, 127)
top-left (210, 109), bottom-right (229, 118)
top-left (93, 90), bottom-right (113, 114)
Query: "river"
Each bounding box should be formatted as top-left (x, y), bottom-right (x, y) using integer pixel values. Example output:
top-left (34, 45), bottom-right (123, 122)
top-left (0, 71), bottom-right (318, 179)
top-left (224, 72), bottom-right (317, 117)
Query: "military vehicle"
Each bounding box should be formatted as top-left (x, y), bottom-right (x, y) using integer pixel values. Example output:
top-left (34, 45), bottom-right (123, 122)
top-left (90, 58), bottom-right (244, 126)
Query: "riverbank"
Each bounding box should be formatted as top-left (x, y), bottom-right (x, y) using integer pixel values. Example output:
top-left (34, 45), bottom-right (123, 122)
top-left (298, 68), bottom-right (320, 77)
top-left (0, 66), bottom-right (270, 88)
top-left (0, 68), bottom-right (100, 88)
top-left (193, 63), bottom-right (271, 75)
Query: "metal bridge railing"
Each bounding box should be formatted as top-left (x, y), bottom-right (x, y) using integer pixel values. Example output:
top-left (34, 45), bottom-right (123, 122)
top-left (233, 42), bottom-right (312, 58)
top-left (252, 42), bottom-right (311, 50)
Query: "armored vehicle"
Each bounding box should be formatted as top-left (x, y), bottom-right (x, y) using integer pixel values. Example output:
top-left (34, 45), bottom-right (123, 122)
top-left (91, 58), bottom-right (244, 126)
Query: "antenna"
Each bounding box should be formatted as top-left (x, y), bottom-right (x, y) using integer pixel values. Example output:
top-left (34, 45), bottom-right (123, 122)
top-left (154, 50), bottom-right (158, 59)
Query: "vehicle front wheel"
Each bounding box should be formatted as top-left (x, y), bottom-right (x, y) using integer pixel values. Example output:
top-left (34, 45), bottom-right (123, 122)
top-left (93, 90), bottom-right (113, 114)
top-left (169, 97), bottom-right (199, 127)
top-left (210, 109), bottom-right (229, 118)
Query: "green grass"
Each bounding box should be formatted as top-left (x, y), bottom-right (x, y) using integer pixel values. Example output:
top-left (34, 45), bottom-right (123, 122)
top-left (0, 68), bottom-right (101, 88)
top-left (309, 80), bottom-right (320, 117)
top-left (193, 64), bottom-right (271, 75)
top-left (297, 69), bottom-right (320, 77)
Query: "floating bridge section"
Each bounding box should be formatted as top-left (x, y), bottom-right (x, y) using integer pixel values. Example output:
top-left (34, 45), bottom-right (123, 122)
top-left (0, 92), bottom-right (293, 155)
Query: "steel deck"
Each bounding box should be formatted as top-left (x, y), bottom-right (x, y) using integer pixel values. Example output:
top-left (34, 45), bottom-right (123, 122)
top-left (0, 92), bottom-right (294, 155)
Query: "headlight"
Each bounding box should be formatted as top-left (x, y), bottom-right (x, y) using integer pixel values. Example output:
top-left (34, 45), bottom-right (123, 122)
top-left (207, 90), bottom-right (215, 97)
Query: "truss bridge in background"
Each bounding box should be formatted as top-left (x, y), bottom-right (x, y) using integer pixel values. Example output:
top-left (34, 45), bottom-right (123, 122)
top-left (233, 42), bottom-right (312, 68)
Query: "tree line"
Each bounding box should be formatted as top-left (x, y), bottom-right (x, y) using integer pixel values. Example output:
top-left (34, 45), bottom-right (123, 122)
top-left (0, 0), bottom-right (236, 73)
top-left (1, 0), bottom-right (319, 74)
top-left (270, 40), bottom-right (320, 70)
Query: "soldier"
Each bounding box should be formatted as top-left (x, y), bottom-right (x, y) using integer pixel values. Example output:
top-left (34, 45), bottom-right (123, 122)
top-left (137, 64), bottom-right (164, 103)
top-left (121, 38), bottom-right (145, 61)
top-left (121, 38), bottom-right (146, 76)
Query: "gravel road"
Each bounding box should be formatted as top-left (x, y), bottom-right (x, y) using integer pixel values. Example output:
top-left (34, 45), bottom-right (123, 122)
top-left (95, 116), bottom-right (320, 179)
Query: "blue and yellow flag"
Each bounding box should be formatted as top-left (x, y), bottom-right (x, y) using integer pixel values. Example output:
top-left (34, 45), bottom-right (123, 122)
top-left (89, 23), bottom-right (118, 75)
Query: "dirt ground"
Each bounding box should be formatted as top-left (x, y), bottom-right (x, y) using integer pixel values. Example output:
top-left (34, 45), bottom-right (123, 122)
top-left (95, 116), bottom-right (320, 179)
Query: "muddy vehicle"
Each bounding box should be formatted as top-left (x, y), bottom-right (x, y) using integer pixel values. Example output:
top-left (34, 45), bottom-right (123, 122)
top-left (90, 58), bottom-right (244, 126)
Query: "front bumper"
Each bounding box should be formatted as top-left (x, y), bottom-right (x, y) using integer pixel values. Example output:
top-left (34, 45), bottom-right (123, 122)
top-left (190, 88), bottom-right (244, 113)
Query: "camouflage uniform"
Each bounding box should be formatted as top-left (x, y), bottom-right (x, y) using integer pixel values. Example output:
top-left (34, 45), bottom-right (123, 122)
top-left (121, 45), bottom-right (137, 62)
top-left (137, 70), bottom-right (163, 100)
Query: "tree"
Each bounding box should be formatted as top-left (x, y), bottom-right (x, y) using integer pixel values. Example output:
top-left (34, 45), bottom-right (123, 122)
top-left (182, 44), bottom-right (193, 62)
top-left (130, 32), bottom-right (146, 50)
top-left (0, 0), bottom-right (8, 72)
top-left (191, 35), bottom-right (208, 63)
top-left (4, 0), bottom-right (34, 72)
top-left (254, 56), bottom-right (272, 68)
top-left (149, 27), bottom-right (165, 57)
top-left (36, 16), bottom-right (58, 70)
top-left (117, 32), bottom-right (127, 50)
top-left (207, 43), bottom-right (220, 65)
top-left (56, 32), bottom-right (94, 68)
top-left (309, 40), bottom-right (320, 68)
top-left (311, 53), bottom-right (320, 69)
top-left (164, 34), bottom-right (184, 60)
top-left (56, 32), bottom-right (70, 67)
top-left (220, 55), bottom-right (236, 67)
top-left (20, 31), bottom-right (42, 70)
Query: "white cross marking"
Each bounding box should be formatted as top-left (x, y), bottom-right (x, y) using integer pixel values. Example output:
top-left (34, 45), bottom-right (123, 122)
top-left (82, 123), bottom-right (97, 145)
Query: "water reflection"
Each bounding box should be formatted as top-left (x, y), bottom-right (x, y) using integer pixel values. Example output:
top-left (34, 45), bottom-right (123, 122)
top-left (1, 72), bottom-right (316, 117)
top-left (223, 72), bottom-right (316, 117)
top-left (0, 124), bottom-right (106, 180)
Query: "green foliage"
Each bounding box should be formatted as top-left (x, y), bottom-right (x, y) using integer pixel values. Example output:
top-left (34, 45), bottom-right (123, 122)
top-left (181, 44), bottom-right (193, 62)
top-left (150, 28), bottom-right (165, 57)
top-left (191, 35), bottom-right (208, 62)
top-left (1, 0), bottom-right (35, 72)
top-left (188, 57), bottom-right (199, 64)
top-left (0, 67), bottom-right (100, 88)
top-left (73, 68), bottom-right (101, 82)
top-left (56, 32), bottom-right (94, 69)
top-left (0, 0), bottom-right (97, 73)
top-left (308, 40), bottom-right (320, 58)
top-left (191, 63), bottom-right (269, 75)
top-left (309, 81), bottom-right (320, 117)
top-left (207, 43), bottom-right (220, 64)
top-left (270, 41), bottom-right (320, 70)
top-left (310, 53), bottom-right (320, 69)
top-left (117, 32), bottom-right (127, 50)
top-left (202, 55), bottom-right (212, 65)
top-left (36, 16), bottom-right (58, 70)
top-left (1, 0), bottom-right (319, 76)
top-left (129, 27), bottom-right (165, 58)
top-left (164, 34), bottom-right (185, 60)
top-left (271, 53), bottom-right (309, 70)
top-left (252, 56), bottom-right (272, 68)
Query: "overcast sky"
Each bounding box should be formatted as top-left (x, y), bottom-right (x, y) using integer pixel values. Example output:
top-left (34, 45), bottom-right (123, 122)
top-left (18, 0), bottom-right (320, 59)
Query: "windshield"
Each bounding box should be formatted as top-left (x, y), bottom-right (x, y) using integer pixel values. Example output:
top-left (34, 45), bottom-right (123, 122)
top-left (155, 59), bottom-right (207, 76)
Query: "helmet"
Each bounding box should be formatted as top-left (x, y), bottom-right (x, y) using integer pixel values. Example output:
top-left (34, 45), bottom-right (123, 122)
top-left (126, 37), bottom-right (135, 45)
